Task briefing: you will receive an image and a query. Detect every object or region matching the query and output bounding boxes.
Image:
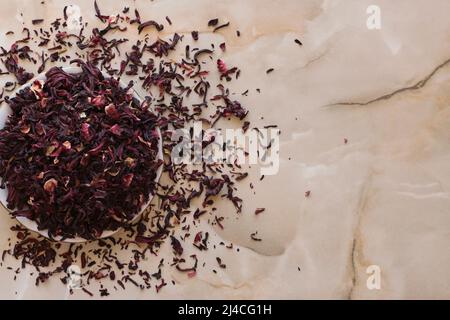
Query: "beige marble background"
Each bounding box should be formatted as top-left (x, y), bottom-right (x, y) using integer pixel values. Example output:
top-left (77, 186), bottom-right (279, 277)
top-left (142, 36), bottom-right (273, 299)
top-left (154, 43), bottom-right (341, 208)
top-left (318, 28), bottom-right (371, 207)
top-left (0, 0), bottom-right (449, 299)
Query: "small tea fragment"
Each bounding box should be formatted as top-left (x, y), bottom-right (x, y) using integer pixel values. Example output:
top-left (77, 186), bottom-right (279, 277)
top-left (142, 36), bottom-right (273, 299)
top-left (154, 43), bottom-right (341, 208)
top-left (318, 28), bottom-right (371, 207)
top-left (138, 20), bottom-right (164, 34)
top-left (213, 22), bottom-right (230, 33)
top-left (207, 18), bottom-right (219, 27)
top-left (255, 208), bottom-right (265, 215)
top-left (43, 178), bottom-right (58, 193)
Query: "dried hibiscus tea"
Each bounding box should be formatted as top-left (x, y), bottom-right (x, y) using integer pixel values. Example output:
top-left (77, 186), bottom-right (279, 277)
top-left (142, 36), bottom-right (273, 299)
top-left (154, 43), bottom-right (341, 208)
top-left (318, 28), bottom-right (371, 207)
top-left (0, 60), bottom-right (162, 240)
top-left (0, 0), bottom-right (271, 297)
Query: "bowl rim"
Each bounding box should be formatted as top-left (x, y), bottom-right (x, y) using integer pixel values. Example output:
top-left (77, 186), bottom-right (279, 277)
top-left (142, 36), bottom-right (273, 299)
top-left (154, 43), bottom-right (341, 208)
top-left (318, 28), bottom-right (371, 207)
top-left (0, 66), bottom-right (164, 243)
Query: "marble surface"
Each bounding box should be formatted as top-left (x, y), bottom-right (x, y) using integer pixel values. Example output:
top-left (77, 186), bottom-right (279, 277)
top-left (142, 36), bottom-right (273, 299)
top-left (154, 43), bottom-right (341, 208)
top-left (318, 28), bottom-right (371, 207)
top-left (0, 0), bottom-right (449, 299)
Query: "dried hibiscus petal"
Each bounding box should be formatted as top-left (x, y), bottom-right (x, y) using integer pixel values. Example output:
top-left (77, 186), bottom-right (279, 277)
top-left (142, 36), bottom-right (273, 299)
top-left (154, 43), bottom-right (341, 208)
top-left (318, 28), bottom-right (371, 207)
top-left (91, 95), bottom-right (107, 107)
top-left (81, 123), bottom-right (92, 141)
top-left (43, 178), bottom-right (58, 193)
top-left (105, 104), bottom-right (120, 119)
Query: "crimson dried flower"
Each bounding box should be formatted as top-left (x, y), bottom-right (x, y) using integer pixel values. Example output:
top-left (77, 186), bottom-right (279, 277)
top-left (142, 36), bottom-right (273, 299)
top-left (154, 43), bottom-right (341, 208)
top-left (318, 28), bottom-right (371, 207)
top-left (0, 61), bottom-right (162, 240)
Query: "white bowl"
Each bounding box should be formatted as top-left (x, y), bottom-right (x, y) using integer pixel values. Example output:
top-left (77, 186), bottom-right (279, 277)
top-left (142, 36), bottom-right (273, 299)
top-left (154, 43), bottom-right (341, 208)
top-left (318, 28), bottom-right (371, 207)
top-left (0, 67), bottom-right (163, 243)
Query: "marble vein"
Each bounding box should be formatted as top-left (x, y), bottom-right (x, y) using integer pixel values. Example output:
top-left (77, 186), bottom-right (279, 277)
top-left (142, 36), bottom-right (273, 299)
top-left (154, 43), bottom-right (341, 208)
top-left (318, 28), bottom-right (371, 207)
top-left (326, 57), bottom-right (450, 107)
top-left (347, 171), bottom-right (374, 299)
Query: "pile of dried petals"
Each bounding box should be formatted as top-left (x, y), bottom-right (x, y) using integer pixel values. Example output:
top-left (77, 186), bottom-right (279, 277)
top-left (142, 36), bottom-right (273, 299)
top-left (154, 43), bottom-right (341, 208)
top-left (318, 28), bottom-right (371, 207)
top-left (0, 1), bottom-right (268, 297)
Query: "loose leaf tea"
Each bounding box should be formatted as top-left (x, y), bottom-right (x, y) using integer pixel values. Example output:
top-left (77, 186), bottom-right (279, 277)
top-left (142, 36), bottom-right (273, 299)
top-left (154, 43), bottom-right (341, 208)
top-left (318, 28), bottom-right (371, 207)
top-left (0, 0), bottom-right (278, 297)
top-left (138, 20), bottom-right (164, 34)
top-left (207, 18), bottom-right (219, 27)
top-left (0, 61), bottom-right (162, 240)
top-left (213, 22), bottom-right (230, 33)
